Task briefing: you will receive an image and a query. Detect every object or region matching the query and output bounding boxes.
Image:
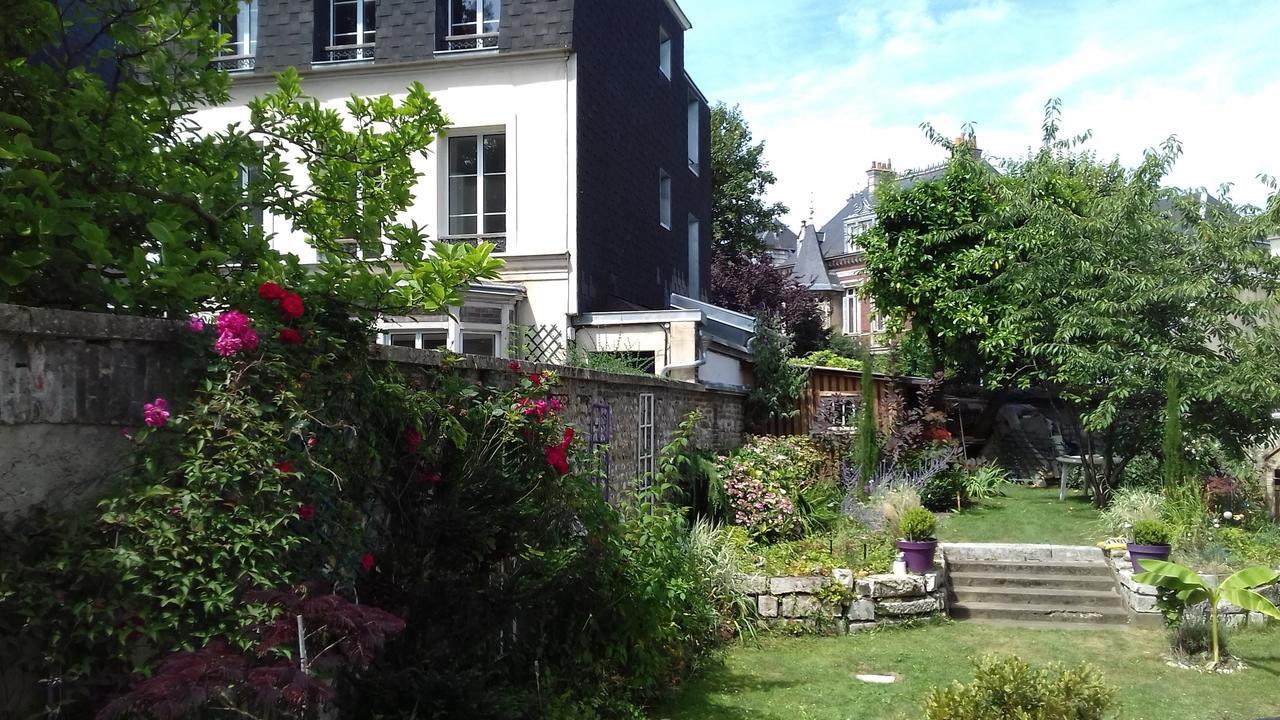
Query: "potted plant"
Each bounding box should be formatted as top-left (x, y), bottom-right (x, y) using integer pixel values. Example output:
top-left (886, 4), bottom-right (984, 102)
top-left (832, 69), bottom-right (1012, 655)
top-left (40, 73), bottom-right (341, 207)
top-left (1127, 518), bottom-right (1172, 572)
top-left (897, 507), bottom-right (938, 573)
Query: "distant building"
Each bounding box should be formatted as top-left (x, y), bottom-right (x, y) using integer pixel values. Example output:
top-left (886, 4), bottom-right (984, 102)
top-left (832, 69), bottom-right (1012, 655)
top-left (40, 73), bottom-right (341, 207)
top-left (765, 158), bottom-right (955, 348)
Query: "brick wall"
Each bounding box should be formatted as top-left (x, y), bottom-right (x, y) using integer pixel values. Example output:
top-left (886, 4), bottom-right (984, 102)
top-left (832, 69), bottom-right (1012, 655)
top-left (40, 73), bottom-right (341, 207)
top-left (0, 304), bottom-right (744, 523)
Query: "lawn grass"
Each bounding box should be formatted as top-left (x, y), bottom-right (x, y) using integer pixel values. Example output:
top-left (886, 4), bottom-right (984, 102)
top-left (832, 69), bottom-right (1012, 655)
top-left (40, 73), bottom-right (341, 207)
top-left (938, 484), bottom-right (1103, 545)
top-left (652, 622), bottom-right (1280, 720)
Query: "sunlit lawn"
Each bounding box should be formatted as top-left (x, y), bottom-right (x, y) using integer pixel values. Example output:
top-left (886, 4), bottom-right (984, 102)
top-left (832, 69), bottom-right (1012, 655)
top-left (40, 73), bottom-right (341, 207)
top-left (652, 622), bottom-right (1280, 720)
top-left (938, 484), bottom-right (1104, 546)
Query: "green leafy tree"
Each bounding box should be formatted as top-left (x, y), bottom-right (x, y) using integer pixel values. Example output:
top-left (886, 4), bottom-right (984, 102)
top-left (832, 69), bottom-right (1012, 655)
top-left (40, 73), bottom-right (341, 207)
top-left (0, 0), bottom-right (499, 316)
top-left (862, 100), bottom-right (1280, 503)
top-left (710, 103), bottom-right (787, 256)
top-left (861, 129), bottom-right (1012, 379)
top-left (746, 318), bottom-right (806, 428)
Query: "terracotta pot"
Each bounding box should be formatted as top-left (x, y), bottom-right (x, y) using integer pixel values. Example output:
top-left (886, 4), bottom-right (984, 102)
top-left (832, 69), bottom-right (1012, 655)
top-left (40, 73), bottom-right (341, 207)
top-left (896, 539), bottom-right (938, 574)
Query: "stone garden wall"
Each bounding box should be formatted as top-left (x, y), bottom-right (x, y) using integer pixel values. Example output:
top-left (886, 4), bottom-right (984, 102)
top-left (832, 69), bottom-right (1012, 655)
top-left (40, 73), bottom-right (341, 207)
top-left (0, 304), bottom-right (745, 525)
top-left (737, 563), bottom-right (948, 634)
top-left (1109, 554), bottom-right (1280, 628)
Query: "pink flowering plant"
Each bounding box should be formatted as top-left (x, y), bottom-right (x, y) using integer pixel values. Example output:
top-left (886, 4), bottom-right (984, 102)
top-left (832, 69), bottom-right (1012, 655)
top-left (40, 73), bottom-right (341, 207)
top-left (714, 435), bottom-right (825, 541)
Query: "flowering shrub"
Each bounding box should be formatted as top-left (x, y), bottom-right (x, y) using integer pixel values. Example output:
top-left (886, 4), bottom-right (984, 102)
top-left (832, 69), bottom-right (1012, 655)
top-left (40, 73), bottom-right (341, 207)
top-left (0, 274), bottom-right (731, 719)
top-left (715, 436), bottom-right (826, 541)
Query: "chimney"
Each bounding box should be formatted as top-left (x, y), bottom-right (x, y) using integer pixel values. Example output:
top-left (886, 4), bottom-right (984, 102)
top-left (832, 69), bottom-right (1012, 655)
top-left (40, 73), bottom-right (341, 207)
top-left (955, 134), bottom-right (982, 160)
top-left (867, 160), bottom-right (893, 192)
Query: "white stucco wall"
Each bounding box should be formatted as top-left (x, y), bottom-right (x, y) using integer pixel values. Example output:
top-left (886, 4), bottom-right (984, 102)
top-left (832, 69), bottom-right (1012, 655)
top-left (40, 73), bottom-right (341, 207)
top-left (191, 52), bottom-right (578, 326)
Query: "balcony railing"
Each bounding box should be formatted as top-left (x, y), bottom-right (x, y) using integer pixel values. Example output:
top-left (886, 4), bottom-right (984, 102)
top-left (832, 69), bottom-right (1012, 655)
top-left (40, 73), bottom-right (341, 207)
top-left (442, 32), bottom-right (499, 52)
top-left (211, 54), bottom-right (256, 72)
top-left (440, 234), bottom-right (507, 253)
top-left (319, 43), bottom-right (376, 63)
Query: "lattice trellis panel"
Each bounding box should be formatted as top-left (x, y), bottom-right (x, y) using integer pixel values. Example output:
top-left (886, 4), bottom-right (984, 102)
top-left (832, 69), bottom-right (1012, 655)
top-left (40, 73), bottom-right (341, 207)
top-left (510, 324), bottom-right (566, 364)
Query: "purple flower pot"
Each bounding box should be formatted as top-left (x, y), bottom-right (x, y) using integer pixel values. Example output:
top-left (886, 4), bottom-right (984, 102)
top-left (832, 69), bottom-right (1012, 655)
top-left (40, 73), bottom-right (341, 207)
top-left (1127, 543), bottom-right (1171, 573)
top-left (897, 539), bottom-right (938, 574)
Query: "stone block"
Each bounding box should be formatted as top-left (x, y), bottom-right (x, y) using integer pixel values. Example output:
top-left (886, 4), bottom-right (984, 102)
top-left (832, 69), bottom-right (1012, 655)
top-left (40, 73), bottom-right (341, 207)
top-left (1128, 592), bottom-right (1160, 614)
top-left (833, 568), bottom-right (854, 589)
top-left (780, 594), bottom-right (836, 618)
top-left (757, 595), bottom-right (778, 618)
top-left (847, 621), bottom-right (876, 634)
top-left (771, 576), bottom-right (830, 595)
top-left (856, 575), bottom-right (925, 599)
top-left (876, 598), bottom-right (940, 616)
top-left (737, 574), bottom-right (767, 595)
top-left (924, 573), bottom-right (940, 593)
top-left (846, 598), bottom-right (876, 622)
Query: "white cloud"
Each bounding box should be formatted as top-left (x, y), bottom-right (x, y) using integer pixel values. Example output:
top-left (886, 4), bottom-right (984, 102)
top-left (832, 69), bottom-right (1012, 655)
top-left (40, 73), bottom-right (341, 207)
top-left (703, 0), bottom-right (1280, 229)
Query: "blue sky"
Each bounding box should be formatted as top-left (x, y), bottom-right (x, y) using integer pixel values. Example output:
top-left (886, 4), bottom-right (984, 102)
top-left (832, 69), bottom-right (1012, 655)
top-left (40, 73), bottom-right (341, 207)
top-left (681, 0), bottom-right (1280, 228)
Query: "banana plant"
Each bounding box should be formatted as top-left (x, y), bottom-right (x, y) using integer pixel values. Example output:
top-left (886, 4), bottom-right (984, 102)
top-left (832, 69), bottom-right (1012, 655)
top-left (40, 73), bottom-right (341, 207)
top-left (1134, 560), bottom-right (1280, 666)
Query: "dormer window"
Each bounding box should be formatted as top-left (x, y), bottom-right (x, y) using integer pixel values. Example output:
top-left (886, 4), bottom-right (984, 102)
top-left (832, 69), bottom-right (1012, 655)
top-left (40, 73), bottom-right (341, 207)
top-left (445, 0), bottom-right (501, 51)
top-left (213, 1), bottom-right (257, 72)
top-left (844, 218), bottom-right (872, 253)
top-left (321, 0), bottom-right (376, 62)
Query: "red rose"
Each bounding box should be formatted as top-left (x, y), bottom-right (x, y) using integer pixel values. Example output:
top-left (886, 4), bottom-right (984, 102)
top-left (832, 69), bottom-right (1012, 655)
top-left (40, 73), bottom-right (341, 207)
top-left (508, 360), bottom-right (521, 371)
top-left (544, 427), bottom-right (575, 475)
top-left (258, 281), bottom-right (287, 301)
top-left (405, 428), bottom-right (422, 453)
top-left (360, 552), bottom-right (375, 572)
top-left (275, 461), bottom-right (295, 474)
top-left (417, 469), bottom-right (442, 484)
top-left (528, 373), bottom-right (542, 386)
top-left (297, 503), bottom-right (315, 521)
top-left (278, 328), bottom-right (303, 345)
top-left (279, 292), bottom-right (305, 319)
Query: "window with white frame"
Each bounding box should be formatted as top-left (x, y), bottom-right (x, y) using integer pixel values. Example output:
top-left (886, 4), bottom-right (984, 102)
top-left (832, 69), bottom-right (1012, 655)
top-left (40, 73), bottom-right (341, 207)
top-left (869, 306), bottom-right (886, 334)
top-left (447, 133), bottom-right (507, 241)
top-left (387, 329), bottom-right (448, 350)
top-left (687, 94), bottom-right (700, 175)
top-left (378, 304), bottom-right (510, 358)
top-left (323, 0), bottom-right (376, 62)
top-left (658, 26), bottom-right (672, 79)
top-left (214, 1), bottom-right (258, 71)
top-left (843, 288), bottom-right (862, 335)
top-left (844, 218), bottom-right (873, 253)
top-left (445, 0), bottom-right (500, 50)
top-left (658, 170), bottom-right (672, 229)
top-left (239, 162), bottom-right (264, 230)
top-left (687, 215), bottom-right (701, 298)
top-left (638, 393), bottom-right (655, 482)
top-left (458, 304), bottom-right (505, 357)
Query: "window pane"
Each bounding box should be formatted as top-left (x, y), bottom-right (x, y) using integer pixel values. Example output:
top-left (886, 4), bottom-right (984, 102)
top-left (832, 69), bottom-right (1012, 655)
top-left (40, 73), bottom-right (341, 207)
top-left (462, 333), bottom-right (497, 357)
top-left (452, 0), bottom-right (477, 30)
top-left (482, 134), bottom-right (505, 173)
top-left (389, 333), bottom-right (416, 348)
top-left (421, 331), bottom-right (448, 350)
top-left (460, 306), bottom-right (503, 324)
top-left (449, 136), bottom-right (478, 175)
top-left (482, 178), bottom-right (505, 216)
top-left (334, 1), bottom-right (357, 35)
top-left (449, 176), bottom-right (478, 216)
top-left (449, 215), bottom-right (478, 236)
top-left (483, 213), bottom-right (506, 234)
top-left (482, 0), bottom-right (500, 33)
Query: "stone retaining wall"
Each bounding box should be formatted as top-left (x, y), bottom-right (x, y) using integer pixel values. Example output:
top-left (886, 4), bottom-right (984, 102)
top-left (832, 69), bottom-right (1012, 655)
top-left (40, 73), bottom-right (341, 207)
top-left (1109, 555), bottom-right (1280, 628)
top-left (738, 563), bottom-right (948, 633)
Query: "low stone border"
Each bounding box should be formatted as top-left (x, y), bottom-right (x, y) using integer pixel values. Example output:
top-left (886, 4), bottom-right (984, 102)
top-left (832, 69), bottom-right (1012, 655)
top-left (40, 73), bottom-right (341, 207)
top-left (1108, 554), bottom-right (1280, 628)
top-left (737, 559), bottom-right (948, 634)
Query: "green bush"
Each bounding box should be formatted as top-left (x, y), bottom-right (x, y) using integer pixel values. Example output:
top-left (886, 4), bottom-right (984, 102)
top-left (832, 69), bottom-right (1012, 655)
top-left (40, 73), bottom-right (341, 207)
top-left (962, 463), bottom-right (1008, 500)
top-left (1133, 518), bottom-right (1173, 546)
top-left (1100, 486), bottom-right (1165, 535)
top-left (921, 470), bottom-right (966, 511)
top-left (900, 507), bottom-right (937, 541)
top-left (923, 655), bottom-right (1116, 720)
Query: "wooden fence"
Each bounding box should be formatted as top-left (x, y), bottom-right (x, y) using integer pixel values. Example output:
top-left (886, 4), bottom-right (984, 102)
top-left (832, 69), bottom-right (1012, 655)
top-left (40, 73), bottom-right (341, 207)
top-left (758, 366), bottom-right (925, 436)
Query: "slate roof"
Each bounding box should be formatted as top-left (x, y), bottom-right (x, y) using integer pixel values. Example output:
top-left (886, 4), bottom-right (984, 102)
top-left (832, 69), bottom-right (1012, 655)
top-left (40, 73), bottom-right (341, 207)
top-left (817, 162), bottom-right (950, 259)
top-left (790, 223), bottom-right (838, 291)
top-left (760, 223), bottom-right (798, 252)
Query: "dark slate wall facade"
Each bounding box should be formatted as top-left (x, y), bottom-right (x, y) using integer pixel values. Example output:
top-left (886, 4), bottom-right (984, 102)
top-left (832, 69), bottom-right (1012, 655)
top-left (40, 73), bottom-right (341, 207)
top-left (249, 0), bottom-right (573, 75)
top-left (573, 1), bottom-right (712, 312)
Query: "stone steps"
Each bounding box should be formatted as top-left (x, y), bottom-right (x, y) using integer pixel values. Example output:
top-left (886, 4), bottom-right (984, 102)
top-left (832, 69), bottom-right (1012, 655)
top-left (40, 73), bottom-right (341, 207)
top-left (951, 586), bottom-right (1120, 607)
top-left (944, 544), bottom-right (1128, 628)
top-left (950, 571), bottom-right (1116, 591)
top-left (949, 600), bottom-right (1129, 625)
